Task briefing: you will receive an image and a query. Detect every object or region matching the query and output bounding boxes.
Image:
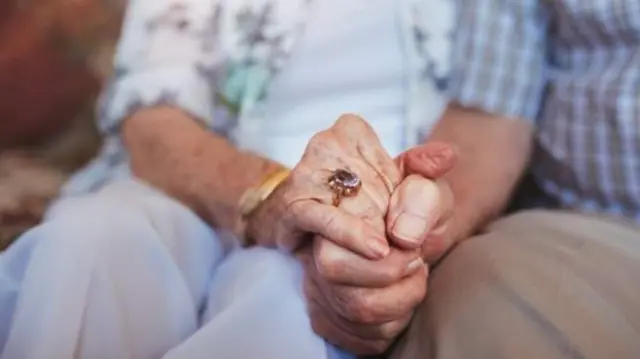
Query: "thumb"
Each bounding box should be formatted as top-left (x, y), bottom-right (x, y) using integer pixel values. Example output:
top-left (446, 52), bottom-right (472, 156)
top-left (386, 174), bottom-right (441, 249)
top-left (396, 142), bottom-right (457, 179)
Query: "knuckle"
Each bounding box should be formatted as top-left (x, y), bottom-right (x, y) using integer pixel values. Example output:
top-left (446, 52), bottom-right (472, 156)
top-left (335, 113), bottom-right (372, 132)
top-left (344, 293), bottom-right (377, 324)
top-left (362, 341), bottom-right (392, 355)
top-left (378, 323), bottom-right (403, 340)
top-left (309, 316), bottom-right (327, 337)
top-left (336, 113), bottom-right (363, 125)
top-left (315, 245), bottom-right (344, 280)
top-left (314, 254), bottom-right (334, 278)
top-left (388, 264), bottom-right (406, 282)
top-left (305, 131), bottom-right (341, 159)
top-left (362, 315), bottom-right (412, 343)
top-left (308, 130), bottom-right (335, 148)
top-left (377, 262), bottom-right (404, 283)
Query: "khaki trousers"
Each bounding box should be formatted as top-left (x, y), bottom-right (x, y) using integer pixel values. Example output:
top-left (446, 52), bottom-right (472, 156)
top-left (391, 210), bottom-right (640, 359)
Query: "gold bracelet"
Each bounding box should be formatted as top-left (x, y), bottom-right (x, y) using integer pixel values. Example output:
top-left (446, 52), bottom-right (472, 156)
top-left (236, 168), bottom-right (291, 246)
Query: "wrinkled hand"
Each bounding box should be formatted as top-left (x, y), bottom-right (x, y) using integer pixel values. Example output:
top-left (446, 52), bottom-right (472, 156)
top-left (246, 114), bottom-right (402, 259)
top-left (248, 113), bottom-right (457, 355)
top-left (299, 242), bottom-right (426, 355)
top-left (298, 142), bottom-right (456, 355)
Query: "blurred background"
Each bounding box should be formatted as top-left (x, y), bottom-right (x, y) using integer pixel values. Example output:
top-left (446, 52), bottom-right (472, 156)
top-left (0, 0), bottom-right (126, 248)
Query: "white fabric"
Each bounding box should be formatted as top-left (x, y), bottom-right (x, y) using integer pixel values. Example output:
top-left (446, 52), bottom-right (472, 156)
top-left (62, 0), bottom-right (455, 197)
top-left (244, 0), bottom-right (407, 167)
top-left (0, 180), bottom-right (351, 359)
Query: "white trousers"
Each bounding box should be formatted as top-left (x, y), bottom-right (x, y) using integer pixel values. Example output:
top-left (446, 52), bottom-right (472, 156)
top-left (0, 179), bottom-right (351, 359)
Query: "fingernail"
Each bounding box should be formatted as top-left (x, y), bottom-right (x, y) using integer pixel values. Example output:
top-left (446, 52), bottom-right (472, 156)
top-left (405, 258), bottom-right (424, 275)
top-left (393, 213), bottom-right (428, 244)
top-left (369, 239), bottom-right (390, 258)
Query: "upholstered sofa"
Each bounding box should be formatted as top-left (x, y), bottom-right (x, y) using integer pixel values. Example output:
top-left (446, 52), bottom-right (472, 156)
top-left (0, 0), bottom-right (125, 249)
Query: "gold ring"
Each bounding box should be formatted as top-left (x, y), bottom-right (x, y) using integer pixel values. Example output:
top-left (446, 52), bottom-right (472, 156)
top-left (327, 169), bottom-right (362, 207)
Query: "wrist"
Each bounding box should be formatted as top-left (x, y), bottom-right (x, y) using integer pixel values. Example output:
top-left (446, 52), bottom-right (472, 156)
top-left (235, 167), bottom-right (290, 246)
top-left (448, 197), bottom-right (501, 244)
top-left (124, 106), bottom-right (286, 231)
top-left (243, 174), bottom-right (292, 247)
top-left (195, 153), bottom-right (284, 231)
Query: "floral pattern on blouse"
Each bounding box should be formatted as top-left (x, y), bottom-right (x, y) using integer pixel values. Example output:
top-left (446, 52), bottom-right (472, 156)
top-left (62, 0), bottom-right (454, 195)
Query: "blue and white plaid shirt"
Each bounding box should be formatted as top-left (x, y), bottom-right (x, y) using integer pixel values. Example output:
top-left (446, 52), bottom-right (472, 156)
top-left (449, 0), bottom-right (640, 221)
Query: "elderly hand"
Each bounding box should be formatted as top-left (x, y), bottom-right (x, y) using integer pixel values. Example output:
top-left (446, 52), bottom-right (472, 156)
top-left (298, 142), bottom-right (457, 355)
top-left (246, 114), bottom-right (403, 259)
top-left (299, 242), bottom-right (426, 355)
top-left (248, 113), bottom-right (457, 354)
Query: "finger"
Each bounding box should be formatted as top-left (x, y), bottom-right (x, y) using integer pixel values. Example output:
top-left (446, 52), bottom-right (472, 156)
top-left (302, 260), bottom-right (420, 343)
top-left (303, 275), bottom-right (387, 353)
top-left (333, 114), bottom-right (402, 194)
top-left (355, 144), bottom-right (401, 214)
top-left (331, 176), bottom-right (388, 231)
top-left (386, 175), bottom-right (443, 248)
top-left (308, 277), bottom-right (413, 341)
top-left (313, 262), bottom-right (429, 325)
top-left (297, 167), bottom-right (387, 227)
top-left (345, 312), bottom-right (413, 342)
top-left (307, 299), bottom-right (392, 356)
top-left (356, 138), bottom-right (402, 196)
top-left (396, 142), bottom-right (457, 179)
top-left (289, 200), bottom-right (389, 259)
top-left (328, 272), bottom-right (427, 325)
top-left (313, 237), bottom-right (422, 287)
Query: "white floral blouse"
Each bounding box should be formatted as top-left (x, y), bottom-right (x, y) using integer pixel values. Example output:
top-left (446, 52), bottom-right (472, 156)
top-left (62, 0), bottom-right (454, 195)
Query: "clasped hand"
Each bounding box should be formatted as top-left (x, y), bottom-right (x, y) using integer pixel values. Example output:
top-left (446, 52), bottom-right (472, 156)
top-left (247, 114), bottom-right (456, 355)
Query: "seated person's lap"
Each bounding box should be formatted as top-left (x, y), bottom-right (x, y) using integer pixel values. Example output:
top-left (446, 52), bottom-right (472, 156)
top-left (3, 179), bottom-right (640, 359)
top-left (391, 210), bottom-right (640, 359)
top-left (0, 179), bottom-right (347, 359)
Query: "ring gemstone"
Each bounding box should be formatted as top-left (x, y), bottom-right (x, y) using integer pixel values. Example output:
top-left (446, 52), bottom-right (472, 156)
top-left (328, 169), bottom-right (362, 196)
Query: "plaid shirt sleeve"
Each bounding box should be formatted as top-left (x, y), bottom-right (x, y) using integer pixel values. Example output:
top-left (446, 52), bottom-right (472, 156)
top-left (98, 0), bottom-right (220, 135)
top-left (447, 0), bottom-right (550, 122)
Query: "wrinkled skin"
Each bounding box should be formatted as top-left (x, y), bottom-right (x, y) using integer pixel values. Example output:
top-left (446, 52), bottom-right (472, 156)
top-left (247, 114), bottom-right (456, 355)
